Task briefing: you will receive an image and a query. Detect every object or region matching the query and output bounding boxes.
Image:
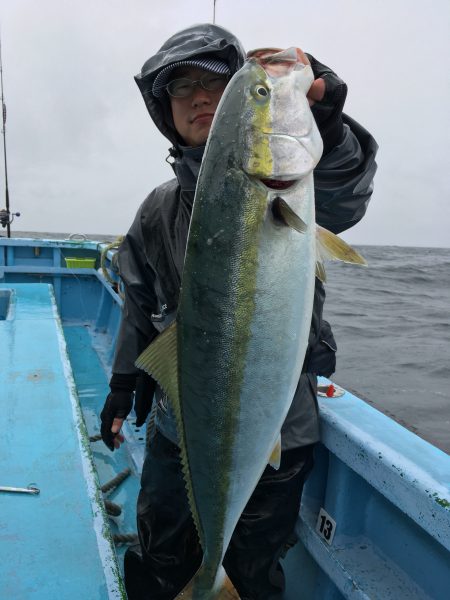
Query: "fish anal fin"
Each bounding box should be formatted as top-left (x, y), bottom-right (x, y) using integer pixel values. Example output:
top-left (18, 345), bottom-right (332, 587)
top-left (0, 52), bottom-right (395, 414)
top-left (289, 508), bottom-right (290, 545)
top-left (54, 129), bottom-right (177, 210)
top-left (316, 225), bottom-right (367, 266)
top-left (272, 196), bottom-right (307, 233)
top-left (136, 322), bottom-right (203, 545)
top-left (175, 565), bottom-right (240, 600)
top-left (268, 435), bottom-right (282, 470)
top-left (135, 321), bottom-right (179, 408)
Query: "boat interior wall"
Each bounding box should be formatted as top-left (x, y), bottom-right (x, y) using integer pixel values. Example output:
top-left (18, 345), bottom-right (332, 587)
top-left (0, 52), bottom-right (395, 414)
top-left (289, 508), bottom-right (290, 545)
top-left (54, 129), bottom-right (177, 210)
top-left (286, 386), bottom-right (450, 598)
top-left (288, 439), bottom-right (449, 598)
top-left (0, 238), bottom-right (448, 599)
top-left (0, 238), bottom-right (123, 362)
top-left (0, 282), bottom-right (124, 598)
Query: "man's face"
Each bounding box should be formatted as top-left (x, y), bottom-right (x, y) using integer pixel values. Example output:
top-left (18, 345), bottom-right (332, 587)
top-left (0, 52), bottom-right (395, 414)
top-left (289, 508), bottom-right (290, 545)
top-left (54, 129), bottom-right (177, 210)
top-left (168, 67), bottom-right (226, 147)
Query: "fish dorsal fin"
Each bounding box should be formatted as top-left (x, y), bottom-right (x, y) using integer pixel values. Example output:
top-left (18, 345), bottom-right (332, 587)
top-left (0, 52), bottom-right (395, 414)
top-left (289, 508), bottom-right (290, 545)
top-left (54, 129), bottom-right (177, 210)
top-left (272, 196), bottom-right (307, 233)
top-left (268, 435), bottom-right (282, 470)
top-left (135, 321), bottom-right (179, 407)
top-left (316, 225), bottom-right (367, 283)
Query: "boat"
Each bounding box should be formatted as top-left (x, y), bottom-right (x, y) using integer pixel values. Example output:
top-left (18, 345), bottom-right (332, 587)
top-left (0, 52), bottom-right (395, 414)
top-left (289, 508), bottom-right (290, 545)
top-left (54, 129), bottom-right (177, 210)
top-left (0, 235), bottom-right (449, 599)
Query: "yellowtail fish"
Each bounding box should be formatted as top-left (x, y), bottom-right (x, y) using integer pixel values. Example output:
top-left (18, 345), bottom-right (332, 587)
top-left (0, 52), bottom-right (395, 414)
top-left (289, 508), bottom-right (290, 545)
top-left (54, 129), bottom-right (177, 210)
top-left (136, 48), bottom-right (365, 599)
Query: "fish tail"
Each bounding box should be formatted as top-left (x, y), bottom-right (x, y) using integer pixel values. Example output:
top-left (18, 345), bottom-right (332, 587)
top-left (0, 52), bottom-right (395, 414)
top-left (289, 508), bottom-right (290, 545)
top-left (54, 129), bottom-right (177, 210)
top-left (175, 564), bottom-right (240, 599)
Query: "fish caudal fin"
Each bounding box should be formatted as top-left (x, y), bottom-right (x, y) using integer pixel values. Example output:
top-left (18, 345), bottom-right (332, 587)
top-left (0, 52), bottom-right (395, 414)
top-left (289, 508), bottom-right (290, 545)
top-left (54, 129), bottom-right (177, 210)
top-left (175, 565), bottom-right (240, 600)
top-left (315, 225), bottom-right (367, 283)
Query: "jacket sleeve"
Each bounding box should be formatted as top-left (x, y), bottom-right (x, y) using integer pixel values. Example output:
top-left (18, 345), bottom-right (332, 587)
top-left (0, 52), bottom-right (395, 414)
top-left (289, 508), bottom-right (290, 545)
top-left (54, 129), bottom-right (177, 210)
top-left (112, 201), bottom-right (159, 375)
top-left (314, 113), bottom-right (378, 234)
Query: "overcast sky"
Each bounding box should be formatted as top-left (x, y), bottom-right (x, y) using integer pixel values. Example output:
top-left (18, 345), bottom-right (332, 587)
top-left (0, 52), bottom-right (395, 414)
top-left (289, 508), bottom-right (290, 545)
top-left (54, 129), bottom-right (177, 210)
top-left (1, 0), bottom-right (449, 247)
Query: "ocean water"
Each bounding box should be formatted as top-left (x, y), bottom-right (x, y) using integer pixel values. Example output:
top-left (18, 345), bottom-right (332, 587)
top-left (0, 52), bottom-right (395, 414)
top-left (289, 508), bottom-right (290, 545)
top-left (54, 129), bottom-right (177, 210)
top-left (324, 245), bottom-right (450, 454)
top-left (9, 233), bottom-right (450, 454)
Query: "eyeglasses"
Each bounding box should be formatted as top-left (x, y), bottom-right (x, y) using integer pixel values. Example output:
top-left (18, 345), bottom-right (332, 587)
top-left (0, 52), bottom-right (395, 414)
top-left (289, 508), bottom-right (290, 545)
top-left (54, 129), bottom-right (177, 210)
top-left (166, 73), bottom-right (229, 98)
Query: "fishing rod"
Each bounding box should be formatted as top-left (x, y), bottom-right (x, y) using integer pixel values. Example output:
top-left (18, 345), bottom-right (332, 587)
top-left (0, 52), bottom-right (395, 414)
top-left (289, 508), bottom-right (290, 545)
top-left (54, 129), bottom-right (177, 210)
top-left (0, 30), bottom-right (18, 238)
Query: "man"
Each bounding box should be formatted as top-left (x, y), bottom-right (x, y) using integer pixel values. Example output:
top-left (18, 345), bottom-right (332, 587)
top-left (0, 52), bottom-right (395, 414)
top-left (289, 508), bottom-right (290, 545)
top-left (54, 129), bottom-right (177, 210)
top-left (100, 23), bottom-right (377, 600)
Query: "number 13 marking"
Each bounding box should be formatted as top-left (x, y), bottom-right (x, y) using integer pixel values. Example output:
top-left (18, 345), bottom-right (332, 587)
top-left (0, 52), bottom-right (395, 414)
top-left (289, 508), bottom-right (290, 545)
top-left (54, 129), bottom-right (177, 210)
top-left (315, 508), bottom-right (336, 545)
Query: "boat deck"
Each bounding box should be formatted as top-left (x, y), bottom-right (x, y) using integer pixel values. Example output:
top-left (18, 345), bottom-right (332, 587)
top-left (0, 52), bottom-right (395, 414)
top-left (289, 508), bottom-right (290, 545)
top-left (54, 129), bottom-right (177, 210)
top-left (0, 283), bottom-right (124, 599)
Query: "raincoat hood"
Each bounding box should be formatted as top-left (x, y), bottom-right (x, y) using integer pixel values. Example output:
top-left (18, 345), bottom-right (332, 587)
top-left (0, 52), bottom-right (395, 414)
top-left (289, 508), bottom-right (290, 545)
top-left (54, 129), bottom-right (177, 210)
top-left (135, 23), bottom-right (246, 149)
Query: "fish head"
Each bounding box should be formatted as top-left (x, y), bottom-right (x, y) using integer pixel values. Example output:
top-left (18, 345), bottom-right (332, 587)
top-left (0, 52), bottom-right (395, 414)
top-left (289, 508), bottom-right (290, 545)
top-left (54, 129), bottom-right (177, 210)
top-left (235, 49), bottom-right (323, 189)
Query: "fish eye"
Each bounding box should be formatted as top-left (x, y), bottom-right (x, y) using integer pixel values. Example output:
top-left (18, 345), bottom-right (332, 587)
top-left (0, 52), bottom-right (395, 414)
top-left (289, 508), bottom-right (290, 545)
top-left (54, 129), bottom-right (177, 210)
top-left (252, 84), bottom-right (270, 100)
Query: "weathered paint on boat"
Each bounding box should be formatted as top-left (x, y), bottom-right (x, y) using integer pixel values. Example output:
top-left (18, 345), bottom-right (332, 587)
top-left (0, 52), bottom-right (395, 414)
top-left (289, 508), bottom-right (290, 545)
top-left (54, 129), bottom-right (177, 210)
top-left (0, 236), bottom-right (449, 598)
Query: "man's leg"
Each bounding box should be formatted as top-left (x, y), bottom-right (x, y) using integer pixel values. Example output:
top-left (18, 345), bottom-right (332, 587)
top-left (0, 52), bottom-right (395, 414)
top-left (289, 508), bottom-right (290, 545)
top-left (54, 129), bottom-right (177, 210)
top-left (223, 444), bottom-right (315, 600)
top-left (124, 430), bottom-right (202, 600)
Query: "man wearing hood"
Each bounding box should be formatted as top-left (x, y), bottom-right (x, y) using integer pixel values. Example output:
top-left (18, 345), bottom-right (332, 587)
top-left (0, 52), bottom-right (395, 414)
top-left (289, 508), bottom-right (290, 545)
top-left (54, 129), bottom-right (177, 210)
top-left (100, 23), bottom-right (378, 600)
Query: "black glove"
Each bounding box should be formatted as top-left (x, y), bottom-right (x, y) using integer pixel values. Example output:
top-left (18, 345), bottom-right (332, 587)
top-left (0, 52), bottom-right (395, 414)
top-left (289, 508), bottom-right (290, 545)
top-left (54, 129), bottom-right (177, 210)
top-left (134, 372), bottom-right (157, 427)
top-left (100, 373), bottom-right (135, 450)
top-left (100, 372), bottom-right (156, 450)
top-left (306, 320), bottom-right (337, 378)
top-left (100, 390), bottom-right (134, 451)
top-left (307, 54), bottom-right (348, 155)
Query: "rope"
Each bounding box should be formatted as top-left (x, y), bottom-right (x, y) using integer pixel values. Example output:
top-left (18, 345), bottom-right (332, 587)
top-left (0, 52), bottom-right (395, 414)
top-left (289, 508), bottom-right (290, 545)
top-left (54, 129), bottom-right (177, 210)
top-left (104, 499), bottom-right (122, 517)
top-left (100, 468), bottom-right (131, 517)
top-left (67, 233), bottom-right (88, 241)
top-left (101, 467), bottom-right (131, 494)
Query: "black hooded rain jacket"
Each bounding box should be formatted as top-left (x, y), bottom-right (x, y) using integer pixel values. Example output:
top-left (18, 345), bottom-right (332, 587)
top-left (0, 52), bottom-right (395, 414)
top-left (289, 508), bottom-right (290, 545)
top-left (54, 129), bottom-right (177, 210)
top-left (111, 23), bottom-right (378, 450)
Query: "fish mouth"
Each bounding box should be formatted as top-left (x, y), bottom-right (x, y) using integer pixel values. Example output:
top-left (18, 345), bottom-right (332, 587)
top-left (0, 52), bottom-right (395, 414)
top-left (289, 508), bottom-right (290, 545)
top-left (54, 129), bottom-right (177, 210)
top-left (260, 178), bottom-right (298, 190)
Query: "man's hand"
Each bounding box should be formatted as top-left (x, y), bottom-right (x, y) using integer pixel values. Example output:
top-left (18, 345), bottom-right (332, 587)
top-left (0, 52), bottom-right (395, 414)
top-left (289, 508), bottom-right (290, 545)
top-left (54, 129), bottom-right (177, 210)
top-left (110, 418), bottom-right (126, 449)
top-left (247, 47), bottom-right (346, 153)
top-left (306, 54), bottom-right (348, 154)
top-left (99, 372), bottom-right (156, 451)
top-left (287, 47), bottom-right (326, 106)
top-left (307, 77), bottom-right (326, 106)
top-left (100, 391), bottom-right (133, 451)
top-left (246, 47), bottom-right (325, 106)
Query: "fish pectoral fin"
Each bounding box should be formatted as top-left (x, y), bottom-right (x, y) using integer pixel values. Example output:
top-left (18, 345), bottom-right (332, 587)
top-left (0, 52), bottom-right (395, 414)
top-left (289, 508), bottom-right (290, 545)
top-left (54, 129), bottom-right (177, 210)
top-left (271, 196), bottom-right (307, 233)
top-left (175, 565), bottom-right (240, 600)
top-left (315, 261), bottom-right (327, 283)
top-left (268, 435), bottom-right (282, 470)
top-left (316, 225), bottom-right (367, 282)
top-left (135, 320), bottom-right (179, 409)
